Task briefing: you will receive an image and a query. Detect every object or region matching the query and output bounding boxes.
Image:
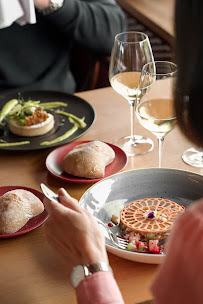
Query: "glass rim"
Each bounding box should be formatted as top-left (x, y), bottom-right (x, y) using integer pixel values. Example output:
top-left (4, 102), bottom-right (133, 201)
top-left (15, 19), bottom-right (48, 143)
top-left (136, 104), bottom-right (177, 121)
top-left (115, 31), bottom-right (148, 44)
top-left (142, 61), bottom-right (178, 76)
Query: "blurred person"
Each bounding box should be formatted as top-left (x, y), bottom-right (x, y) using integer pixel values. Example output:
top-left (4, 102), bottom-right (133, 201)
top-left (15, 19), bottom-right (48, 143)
top-left (0, 0), bottom-right (126, 95)
top-left (43, 0), bottom-right (203, 303)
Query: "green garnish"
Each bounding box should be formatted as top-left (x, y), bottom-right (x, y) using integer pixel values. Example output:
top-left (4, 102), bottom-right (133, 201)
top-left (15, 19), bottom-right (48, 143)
top-left (57, 110), bottom-right (87, 128)
top-left (0, 99), bottom-right (18, 124)
top-left (0, 141), bottom-right (30, 147)
top-left (40, 116), bottom-right (86, 146)
top-left (40, 122), bottom-right (79, 146)
top-left (39, 102), bottom-right (67, 109)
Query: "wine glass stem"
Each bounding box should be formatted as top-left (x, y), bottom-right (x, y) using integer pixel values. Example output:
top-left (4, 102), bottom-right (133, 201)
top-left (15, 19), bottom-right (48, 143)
top-left (130, 100), bottom-right (135, 141)
top-left (158, 137), bottom-right (164, 168)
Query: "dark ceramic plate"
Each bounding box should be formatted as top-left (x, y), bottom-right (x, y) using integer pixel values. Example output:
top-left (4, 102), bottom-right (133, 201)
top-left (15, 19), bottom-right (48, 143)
top-left (0, 90), bottom-right (95, 151)
top-left (0, 185), bottom-right (48, 239)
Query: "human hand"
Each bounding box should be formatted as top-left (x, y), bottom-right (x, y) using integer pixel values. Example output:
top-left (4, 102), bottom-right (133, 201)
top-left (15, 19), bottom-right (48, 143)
top-left (34, 0), bottom-right (50, 9)
top-left (43, 188), bottom-right (108, 268)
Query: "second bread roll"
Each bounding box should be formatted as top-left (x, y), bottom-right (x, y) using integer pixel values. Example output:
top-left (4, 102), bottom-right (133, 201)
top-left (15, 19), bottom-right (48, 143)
top-left (62, 141), bottom-right (115, 178)
top-left (0, 189), bottom-right (44, 234)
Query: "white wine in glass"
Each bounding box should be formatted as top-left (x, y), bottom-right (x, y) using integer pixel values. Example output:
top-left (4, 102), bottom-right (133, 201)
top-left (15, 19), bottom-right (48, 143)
top-left (136, 61), bottom-right (177, 167)
top-left (109, 31), bottom-right (154, 156)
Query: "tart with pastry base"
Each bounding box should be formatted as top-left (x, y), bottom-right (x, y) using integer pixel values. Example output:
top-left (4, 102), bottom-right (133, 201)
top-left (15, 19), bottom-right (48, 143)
top-left (8, 107), bottom-right (54, 137)
top-left (119, 198), bottom-right (184, 254)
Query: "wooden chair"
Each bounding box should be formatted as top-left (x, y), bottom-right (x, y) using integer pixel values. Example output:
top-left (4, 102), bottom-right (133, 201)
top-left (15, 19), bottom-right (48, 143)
top-left (70, 45), bottom-right (110, 92)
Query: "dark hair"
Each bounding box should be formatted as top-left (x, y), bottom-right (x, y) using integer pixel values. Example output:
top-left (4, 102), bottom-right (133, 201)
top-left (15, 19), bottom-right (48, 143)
top-left (174, 0), bottom-right (203, 147)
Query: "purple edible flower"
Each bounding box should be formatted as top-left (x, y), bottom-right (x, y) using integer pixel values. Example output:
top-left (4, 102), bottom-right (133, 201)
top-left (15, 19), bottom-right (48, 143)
top-left (148, 212), bottom-right (155, 219)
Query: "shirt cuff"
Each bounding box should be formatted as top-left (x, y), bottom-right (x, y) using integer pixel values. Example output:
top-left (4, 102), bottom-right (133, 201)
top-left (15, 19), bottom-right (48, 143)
top-left (76, 271), bottom-right (125, 304)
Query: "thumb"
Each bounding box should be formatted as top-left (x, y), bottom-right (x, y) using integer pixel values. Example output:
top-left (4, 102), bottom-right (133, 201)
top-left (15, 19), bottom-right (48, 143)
top-left (58, 188), bottom-right (80, 211)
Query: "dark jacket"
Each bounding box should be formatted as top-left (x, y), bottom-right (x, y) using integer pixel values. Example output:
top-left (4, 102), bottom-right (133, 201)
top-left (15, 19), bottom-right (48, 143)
top-left (0, 0), bottom-right (126, 95)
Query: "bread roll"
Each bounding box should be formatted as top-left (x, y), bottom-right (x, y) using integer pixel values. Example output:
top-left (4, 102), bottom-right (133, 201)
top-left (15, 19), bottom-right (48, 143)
top-left (62, 141), bottom-right (115, 178)
top-left (8, 113), bottom-right (54, 137)
top-left (0, 189), bottom-right (44, 234)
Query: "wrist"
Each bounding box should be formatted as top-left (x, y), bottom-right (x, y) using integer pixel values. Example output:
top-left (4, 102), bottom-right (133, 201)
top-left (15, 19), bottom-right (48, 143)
top-left (34, 0), bottom-right (51, 9)
top-left (36, 0), bottom-right (64, 15)
top-left (82, 241), bottom-right (109, 265)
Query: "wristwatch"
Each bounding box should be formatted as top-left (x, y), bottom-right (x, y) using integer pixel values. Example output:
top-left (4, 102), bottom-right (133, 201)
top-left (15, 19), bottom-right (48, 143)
top-left (70, 262), bottom-right (113, 288)
top-left (37, 0), bottom-right (64, 16)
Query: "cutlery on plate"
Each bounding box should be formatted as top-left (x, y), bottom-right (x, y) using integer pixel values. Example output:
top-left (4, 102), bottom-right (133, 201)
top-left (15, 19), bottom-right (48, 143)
top-left (40, 183), bottom-right (59, 204)
top-left (96, 218), bottom-right (129, 250)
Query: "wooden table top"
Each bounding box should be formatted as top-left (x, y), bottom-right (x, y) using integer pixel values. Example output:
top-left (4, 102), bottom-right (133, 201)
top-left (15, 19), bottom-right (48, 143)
top-left (117, 0), bottom-right (175, 45)
top-left (0, 87), bottom-right (202, 304)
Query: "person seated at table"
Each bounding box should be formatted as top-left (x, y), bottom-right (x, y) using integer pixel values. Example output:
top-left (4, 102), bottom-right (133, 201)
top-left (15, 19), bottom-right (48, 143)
top-left (0, 0), bottom-right (126, 95)
top-left (43, 0), bottom-right (203, 303)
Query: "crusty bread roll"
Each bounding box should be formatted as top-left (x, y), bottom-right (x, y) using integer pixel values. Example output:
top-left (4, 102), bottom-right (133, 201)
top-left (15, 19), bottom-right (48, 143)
top-left (62, 141), bottom-right (115, 178)
top-left (0, 189), bottom-right (44, 234)
top-left (8, 113), bottom-right (54, 137)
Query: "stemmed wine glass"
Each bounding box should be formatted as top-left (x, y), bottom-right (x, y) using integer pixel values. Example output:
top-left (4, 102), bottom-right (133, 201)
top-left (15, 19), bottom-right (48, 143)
top-left (182, 147), bottom-right (203, 167)
top-left (109, 31), bottom-right (154, 156)
top-left (136, 61), bottom-right (177, 167)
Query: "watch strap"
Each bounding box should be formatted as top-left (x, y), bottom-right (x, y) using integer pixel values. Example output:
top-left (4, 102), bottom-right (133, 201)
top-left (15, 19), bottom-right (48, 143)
top-left (70, 262), bottom-right (113, 288)
top-left (87, 261), bottom-right (113, 275)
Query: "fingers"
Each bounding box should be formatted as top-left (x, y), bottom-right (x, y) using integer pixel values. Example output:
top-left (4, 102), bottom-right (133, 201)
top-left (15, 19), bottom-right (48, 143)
top-left (43, 188), bottom-right (80, 214)
top-left (43, 196), bottom-right (58, 214)
top-left (58, 188), bottom-right (80, 211)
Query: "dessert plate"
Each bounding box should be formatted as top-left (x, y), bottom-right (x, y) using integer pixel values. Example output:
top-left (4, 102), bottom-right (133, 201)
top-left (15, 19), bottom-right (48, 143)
top-left (46, 141), bottom-right (128, 183)
top-left (0, 185), bottom-right (48, 239)
top-left (79, 168), bottom-right (203, 264)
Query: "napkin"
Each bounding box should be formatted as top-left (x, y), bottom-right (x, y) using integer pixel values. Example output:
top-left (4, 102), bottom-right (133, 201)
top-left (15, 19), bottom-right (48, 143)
top-left (0, 0), bottom-right (36, 29)
top-left (151, 198), bottom-right (203, 304)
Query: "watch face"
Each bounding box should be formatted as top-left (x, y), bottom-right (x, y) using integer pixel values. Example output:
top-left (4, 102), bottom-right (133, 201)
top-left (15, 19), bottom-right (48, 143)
top-left (70, 265), bottom-right (85, 288)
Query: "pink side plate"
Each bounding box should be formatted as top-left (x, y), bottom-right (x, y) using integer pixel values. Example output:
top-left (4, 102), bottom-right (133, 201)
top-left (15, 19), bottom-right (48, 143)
top-left (45, 141), bottom-right (128, 183)
top-left (0, 185), bottom-right (48, 239)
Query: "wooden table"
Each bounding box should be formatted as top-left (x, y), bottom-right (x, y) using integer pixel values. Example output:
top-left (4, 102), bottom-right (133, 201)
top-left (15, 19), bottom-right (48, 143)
top-left (117, 0), bottom-right (175, 45)
top-left (0, 87), bottom-right (202, 304)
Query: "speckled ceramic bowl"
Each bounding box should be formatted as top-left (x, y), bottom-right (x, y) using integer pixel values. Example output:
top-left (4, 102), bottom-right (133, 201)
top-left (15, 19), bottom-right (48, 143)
top-left (79, 168), bottom-right (203, 264)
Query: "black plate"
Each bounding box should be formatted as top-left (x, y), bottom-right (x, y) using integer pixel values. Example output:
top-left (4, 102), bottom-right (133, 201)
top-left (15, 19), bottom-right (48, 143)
top-left (0, 90), bottom-right (95, 151)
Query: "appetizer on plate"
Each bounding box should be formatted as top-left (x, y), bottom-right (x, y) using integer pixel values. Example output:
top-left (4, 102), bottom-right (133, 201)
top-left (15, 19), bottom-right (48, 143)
top-left (118, 198), bottom-right (184, 254)
top-left (8, 106), bottom-right (54, 137)
top-left (0, 96), bottom-right (87, 148)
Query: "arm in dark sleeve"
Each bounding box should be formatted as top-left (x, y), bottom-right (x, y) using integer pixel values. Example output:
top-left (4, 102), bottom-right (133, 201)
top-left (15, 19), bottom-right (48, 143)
top-left (39, 0), bottom-right (127, 54)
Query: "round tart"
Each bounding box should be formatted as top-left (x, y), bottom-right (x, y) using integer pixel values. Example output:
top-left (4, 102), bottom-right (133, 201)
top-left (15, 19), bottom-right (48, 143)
top-left (120, 198), bottom-right (184, 234)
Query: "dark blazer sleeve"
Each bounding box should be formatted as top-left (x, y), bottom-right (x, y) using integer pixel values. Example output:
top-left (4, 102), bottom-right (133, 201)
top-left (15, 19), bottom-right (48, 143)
top-left (41, 0), bottom-right (127, 54)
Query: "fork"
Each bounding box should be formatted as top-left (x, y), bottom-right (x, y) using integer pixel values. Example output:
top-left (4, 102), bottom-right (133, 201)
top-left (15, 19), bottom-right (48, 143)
top-left (96, 218), bottom-right (129, 250)
top-left (40, 183), bottom-right (59, 203)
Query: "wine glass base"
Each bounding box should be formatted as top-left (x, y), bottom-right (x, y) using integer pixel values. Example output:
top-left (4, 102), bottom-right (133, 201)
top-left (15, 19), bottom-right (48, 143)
top-left (182, 148), bottom-right (203, 168)
top-left (113, 135), bottom-right (154, 156)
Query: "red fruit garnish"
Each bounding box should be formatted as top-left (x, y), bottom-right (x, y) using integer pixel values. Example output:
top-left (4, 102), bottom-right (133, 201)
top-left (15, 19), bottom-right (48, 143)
top-left (108, 223), bottom-right (113, 227)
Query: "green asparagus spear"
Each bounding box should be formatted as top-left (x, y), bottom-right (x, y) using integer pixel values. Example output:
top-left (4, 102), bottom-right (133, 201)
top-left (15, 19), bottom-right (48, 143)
top-left (0, 140), bottom-right (30, 147)
top-left (0, 99), bottom-right (18, 123)
top-left (57, 110), bottom-right (87, 128)
top-left (40, 123), bottom-right (78, 146)
top-left (39, 102), bottom-right (68, 109)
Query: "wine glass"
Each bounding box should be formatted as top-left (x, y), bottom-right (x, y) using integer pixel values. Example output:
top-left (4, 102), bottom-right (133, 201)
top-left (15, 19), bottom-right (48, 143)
top-left (109, 31), bottom-right (154, 156)
top-left (136, 61), bottom-right (177, 167)
top-left (182, 147), bottom-right (203, 167)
